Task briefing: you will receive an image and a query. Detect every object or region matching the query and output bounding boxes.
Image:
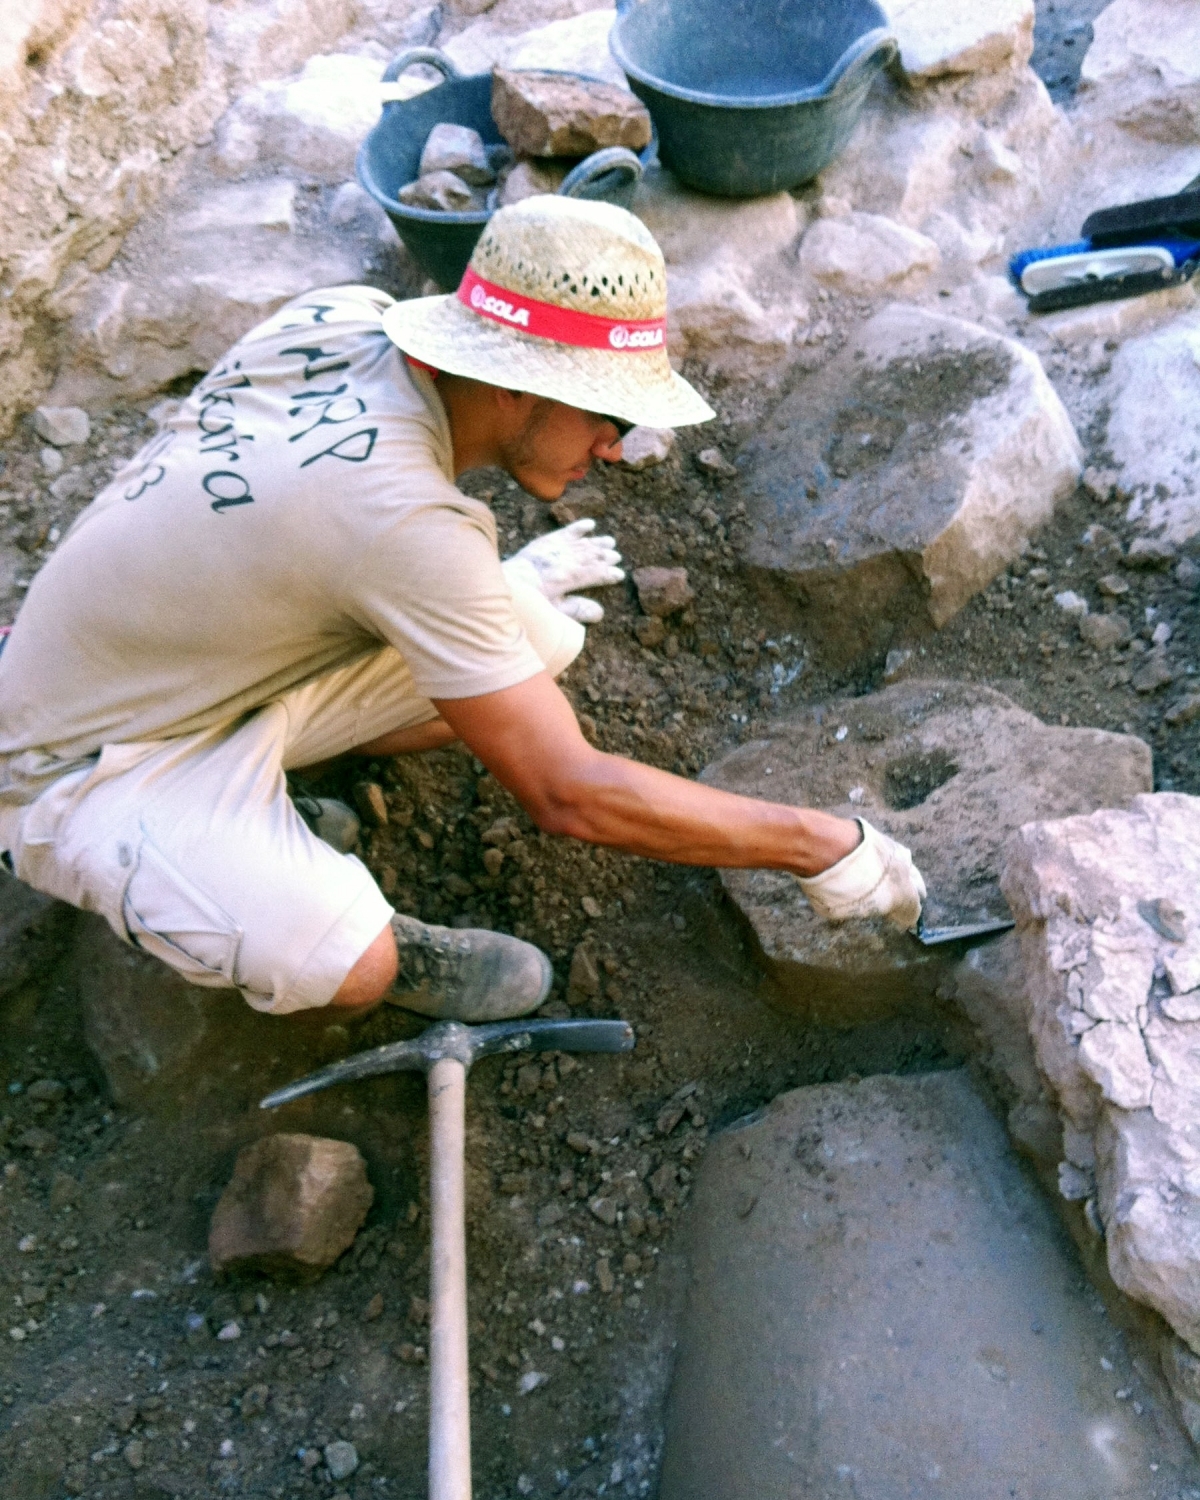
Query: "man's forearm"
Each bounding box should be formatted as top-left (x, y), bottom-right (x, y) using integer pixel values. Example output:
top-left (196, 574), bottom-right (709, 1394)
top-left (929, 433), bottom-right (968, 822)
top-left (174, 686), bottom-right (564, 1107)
top-left (433, 674), bottom-right (859, 878)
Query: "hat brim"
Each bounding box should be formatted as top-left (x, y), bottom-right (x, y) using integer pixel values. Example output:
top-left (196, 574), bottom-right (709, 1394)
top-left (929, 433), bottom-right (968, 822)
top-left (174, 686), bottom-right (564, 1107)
top-left (381, 294), bottom-right (715, 430)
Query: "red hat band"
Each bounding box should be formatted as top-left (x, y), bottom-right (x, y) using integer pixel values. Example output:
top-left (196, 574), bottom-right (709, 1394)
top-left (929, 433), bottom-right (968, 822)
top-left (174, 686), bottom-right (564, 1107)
top-left (457, 268), bottom-right (666, 352)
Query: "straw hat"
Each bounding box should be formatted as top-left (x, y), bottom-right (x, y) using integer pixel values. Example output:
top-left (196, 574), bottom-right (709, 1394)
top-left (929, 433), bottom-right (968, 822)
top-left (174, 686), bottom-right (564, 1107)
top-left (381, 196), bottom-right (714, 430)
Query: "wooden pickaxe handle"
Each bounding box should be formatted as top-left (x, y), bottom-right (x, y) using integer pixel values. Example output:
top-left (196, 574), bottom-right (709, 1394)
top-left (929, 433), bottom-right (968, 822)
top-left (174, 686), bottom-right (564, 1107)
top-left (428, 1056), bottom-right (471, 1500)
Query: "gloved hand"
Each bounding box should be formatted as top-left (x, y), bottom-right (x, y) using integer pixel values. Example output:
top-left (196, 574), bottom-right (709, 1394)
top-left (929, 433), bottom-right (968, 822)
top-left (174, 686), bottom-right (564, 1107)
top-left (503, 519), bottom-right (625, 624)
top-left (796, 819), bottom-right (926, 930)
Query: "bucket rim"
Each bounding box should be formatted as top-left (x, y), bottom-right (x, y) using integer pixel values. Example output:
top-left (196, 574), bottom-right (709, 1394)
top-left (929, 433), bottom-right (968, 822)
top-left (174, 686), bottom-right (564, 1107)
top-left (609, 18), bottom-right (895, 111)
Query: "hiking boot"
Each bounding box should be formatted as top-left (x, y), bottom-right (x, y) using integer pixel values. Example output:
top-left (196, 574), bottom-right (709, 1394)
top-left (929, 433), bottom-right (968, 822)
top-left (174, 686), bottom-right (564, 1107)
top-left (386, 913), bottom-right (552, 1022)
top-left (293, 793), bottom-right (361, 855)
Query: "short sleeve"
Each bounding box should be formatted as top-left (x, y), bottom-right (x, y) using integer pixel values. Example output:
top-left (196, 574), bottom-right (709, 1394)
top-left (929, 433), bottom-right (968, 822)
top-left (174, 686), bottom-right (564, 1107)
top-left (348, 503), bottom-right (547, 700)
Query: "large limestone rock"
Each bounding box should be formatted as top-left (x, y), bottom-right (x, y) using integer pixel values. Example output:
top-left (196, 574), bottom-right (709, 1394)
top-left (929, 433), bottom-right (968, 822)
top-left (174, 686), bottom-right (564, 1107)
top-left (209, 1133), bottom-right (374, 1278)
top-left (1103, 311), bottom-right (1200, 547)
top-left (1080, 0), bottom-right (1200, 143)
top-left (700, 681), bottom-right (1151, 1020)
top-left (798, 211), bottom-right (941, 295)
top-left (214, 53), bottom-right (387, 183)
top-left (47, 175), bottom-right (364, 410)
top-left (887, 0), bottom-right (1035, 82)
top-left (734, 303), bottom-right (1081, 661)
top-left (506, 8), bottom-right (624, 88)
top-left (662, 1069), bottom-right (1199, 1499)
top-left (1001, 794), bottom-right (1200, 1356)
top-left (0, 0), bottom-right (366, 438)
top-left (632, 166), bottom-right (808, 371)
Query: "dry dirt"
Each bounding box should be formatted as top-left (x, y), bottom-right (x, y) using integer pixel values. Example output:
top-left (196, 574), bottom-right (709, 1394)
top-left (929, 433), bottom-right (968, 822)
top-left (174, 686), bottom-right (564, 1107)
top-left (4, 26), bottom-right (1200, 1500)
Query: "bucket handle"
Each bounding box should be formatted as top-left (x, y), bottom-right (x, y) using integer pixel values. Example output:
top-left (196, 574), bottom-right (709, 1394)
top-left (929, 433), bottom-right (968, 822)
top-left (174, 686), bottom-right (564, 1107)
top-left (823, 27), bottom-right (898, 97)
top-left (381, 46), bottom-right (461, 85)
top-left (560, 146), bottom-right (644, 198)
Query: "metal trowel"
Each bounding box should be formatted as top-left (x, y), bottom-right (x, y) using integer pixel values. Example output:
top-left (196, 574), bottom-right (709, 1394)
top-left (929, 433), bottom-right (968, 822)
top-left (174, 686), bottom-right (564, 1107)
top-left (910, 913), bottom-right (1014, 947)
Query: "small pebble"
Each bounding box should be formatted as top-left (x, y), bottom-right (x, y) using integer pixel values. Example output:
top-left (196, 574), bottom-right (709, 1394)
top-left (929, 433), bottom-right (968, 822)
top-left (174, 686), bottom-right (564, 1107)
top-left (324, 1440), bottom-right (359, 1481)
top-left (1054, 590), bottom-right (1088, 617)
top-left (518, 1370), bottom-right (548, 1395)
top-left (217, 1320), bottom-right (241, 1341)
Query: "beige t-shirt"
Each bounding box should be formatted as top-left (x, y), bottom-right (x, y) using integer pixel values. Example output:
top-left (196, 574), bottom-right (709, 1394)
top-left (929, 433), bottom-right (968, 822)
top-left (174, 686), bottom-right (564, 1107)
top-left (0, 285), bottom-right (546, 776)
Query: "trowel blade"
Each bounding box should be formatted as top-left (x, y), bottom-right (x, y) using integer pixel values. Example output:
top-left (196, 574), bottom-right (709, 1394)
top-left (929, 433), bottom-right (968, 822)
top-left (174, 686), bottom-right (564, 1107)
top-left (912, 917), bottom-right (1015, 947)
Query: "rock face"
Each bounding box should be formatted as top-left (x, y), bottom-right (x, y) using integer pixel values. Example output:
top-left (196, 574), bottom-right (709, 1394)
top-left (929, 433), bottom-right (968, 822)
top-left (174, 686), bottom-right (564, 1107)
top-left (491, 68), bottom-right (651, 157)
top-left (888, 0), bottom-right (1036, 82)
top-left (734, 304), bottom-right (1081, 661)
top-left (1080, 0), bottom-right (1200, 142)
top-left (1104, 312), bottom-right (1200, 548)
top-left (1001, 794), bottom-right (1200, 1355)
top-left (208, 1133), bottom-right (374, 1278)
top-left (661, 1069), bottom-right (1196, 1500)
top-left (701, 680), bottom-right (1151, 1020)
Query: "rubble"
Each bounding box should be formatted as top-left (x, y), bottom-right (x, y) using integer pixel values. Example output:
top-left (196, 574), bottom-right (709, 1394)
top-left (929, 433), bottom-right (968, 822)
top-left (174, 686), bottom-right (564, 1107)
top-left (662, 1069), bottom-right (1171, 1500)
top-left (620, 427), bottom-right (675, 470)
top-left (419, 123), bottom-right (495, 186)
top-left (1001, 794), bottom-right (1200, 1353)
top-left (701, 681), bottom-right (1151, 1017)
top-left (491, 68), bottom-right (652, 158)
top-left (734, 304), bottom-right (1081, 661)
top-left (208, 1134), bottom-right (374, 1278)
top-left (31, 406), bottom-right (90, 448)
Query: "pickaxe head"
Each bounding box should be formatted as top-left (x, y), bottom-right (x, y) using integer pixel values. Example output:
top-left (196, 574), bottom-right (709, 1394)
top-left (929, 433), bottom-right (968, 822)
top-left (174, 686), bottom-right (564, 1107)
top-left (260, 1018), bottom-right (635, 1110)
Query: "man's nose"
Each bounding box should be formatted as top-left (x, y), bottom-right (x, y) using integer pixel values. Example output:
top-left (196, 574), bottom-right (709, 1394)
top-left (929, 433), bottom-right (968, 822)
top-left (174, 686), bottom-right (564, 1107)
top-left (592, 431), bottom-right (623, 462)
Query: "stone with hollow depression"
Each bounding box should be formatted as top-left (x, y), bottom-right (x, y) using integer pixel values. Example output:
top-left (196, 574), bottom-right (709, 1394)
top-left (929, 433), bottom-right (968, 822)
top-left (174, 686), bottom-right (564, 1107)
top-left (700, 680), bottom-right (1151, 1018)
top-left (209, 1134), bottom-right (373, 1278)
top-left (732, 304), bottom-right (1081, 665)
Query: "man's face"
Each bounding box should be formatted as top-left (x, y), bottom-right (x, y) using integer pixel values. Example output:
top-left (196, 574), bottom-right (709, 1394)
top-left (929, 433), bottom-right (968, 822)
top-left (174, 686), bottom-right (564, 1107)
top-left (498, 396), bottom-right (625, 500)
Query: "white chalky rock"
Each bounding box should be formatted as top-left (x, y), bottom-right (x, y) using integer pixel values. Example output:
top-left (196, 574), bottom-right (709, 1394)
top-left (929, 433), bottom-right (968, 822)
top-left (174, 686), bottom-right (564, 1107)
top-left (887, 0), bottom-right (1035, 81)
top-left (1080, 0), bottom-right (1200, 142)
top-left (736, 304), bottom-right (1081, 658)
top-left (1104, 311), bottom-right (1200, 547)
top-left (799, 212), bottom-right (941, 294)
top-left (215, 54), bottom-right (389, 184)
top-left (634, 166), bottom-right (807, 369)
top-left (1001, 794), bottom-right (1200, 1353)
top-left (32, 406), bottom-right (90, 447)
top-left (620, 426), bottom-right (675, 469)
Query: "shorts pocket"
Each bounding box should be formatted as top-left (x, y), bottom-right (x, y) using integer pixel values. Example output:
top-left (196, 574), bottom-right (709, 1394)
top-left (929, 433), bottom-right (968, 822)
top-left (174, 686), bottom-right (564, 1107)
top-left (122, 832), bottom-right (243, 988)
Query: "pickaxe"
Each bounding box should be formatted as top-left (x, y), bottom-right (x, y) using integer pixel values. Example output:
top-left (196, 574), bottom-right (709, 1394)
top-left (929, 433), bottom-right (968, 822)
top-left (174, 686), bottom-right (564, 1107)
top-left (261, 1017), bottom-right (635, 1500)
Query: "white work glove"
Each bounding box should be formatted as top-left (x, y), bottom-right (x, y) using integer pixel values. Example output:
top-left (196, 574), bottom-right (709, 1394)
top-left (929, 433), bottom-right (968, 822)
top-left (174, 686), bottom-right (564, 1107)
top-left (796, 818), bottom-right (926, 930)
top-left (503, 519), bottom-right (625, 624)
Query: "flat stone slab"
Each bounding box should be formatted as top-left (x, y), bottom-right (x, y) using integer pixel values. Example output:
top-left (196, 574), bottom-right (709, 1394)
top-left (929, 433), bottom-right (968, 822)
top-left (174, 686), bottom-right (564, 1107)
top-left (700, 681), bottom-right (1151, 1019)
top-left (1001, 793), bottom-right (1200, 1356)
top-left (661, 1069), bottom-right (1200, 1500)
top-left (733, 303), bottom-right (1080, 663)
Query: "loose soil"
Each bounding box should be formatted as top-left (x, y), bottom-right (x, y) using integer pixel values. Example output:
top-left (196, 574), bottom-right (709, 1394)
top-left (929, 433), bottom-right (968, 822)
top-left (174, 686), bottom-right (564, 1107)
top-left (3, 23), bottom-right (1200, 1500)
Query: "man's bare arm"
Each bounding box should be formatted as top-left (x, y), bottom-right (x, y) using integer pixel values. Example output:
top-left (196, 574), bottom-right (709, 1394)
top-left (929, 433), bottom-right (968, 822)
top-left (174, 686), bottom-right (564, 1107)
top-left (432, 673), bottom-right (858, 878)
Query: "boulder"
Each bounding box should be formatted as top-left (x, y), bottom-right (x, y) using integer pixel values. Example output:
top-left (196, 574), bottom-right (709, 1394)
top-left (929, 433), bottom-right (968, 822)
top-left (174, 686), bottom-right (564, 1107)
top-left (491, 67), bottom-right (651, 157)
top-left (213, 53), bottom-right (388, 184)
top-left (1103, 311), bottom-right (1200, 547)
top-left (733, 303), bottom-right (1081, 661)
top-left (798, 211), bottom-right (941, 294)
top-left (1001, 793), bottom-right (1200, 1354)
top-left (505, 9), bottom-right (625, 88)
top-left (888, 0), bottom-right (1036, 82)
top-left (661, 1069), bottom-right (1194, 1500)
top-left (633, 166), bottom-right (808, 370)
top-left (1080, 0), bottom-right (1200, 142)
top-left (208, 1133), bottom-right (374, 1278)
top-left (701, 680), bottom-right (1151, 1020)
top-left (47, 176), bottom-right (363, 410)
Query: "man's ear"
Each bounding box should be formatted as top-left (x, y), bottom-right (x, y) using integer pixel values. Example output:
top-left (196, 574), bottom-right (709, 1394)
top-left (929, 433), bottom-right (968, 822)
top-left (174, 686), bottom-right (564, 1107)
top-left (493, 387), bottom-right (539, 427)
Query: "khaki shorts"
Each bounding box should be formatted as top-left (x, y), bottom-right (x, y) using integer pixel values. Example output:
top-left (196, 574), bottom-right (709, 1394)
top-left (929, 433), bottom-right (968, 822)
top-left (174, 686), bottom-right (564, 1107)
top-left (3, 580), bottom-right (581, 1014)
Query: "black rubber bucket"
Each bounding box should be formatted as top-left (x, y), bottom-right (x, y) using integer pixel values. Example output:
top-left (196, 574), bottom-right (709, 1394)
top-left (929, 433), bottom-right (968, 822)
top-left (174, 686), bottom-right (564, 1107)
top-left (609, 0), bottom-right (896, 197)
top-left (357, 48), bottom-right (654, 291)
